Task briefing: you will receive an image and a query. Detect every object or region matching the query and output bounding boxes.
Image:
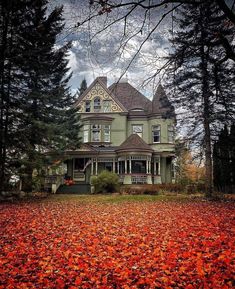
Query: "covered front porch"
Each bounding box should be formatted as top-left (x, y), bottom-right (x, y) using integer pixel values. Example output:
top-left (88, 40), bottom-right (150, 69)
top-left (67, 154), bottom-right (162, 185)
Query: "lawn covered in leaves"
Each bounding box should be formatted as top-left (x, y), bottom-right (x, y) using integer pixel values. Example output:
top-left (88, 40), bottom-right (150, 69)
top-left (0, 195), bottom-right (234, 288)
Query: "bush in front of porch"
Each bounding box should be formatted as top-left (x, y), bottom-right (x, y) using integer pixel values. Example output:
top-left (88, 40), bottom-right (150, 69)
top-left (91, 170), bottom-right (120, 194)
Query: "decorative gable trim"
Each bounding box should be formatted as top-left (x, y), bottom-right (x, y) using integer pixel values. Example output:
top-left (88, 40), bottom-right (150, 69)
top-left (74, 77), bottom-right (127, 113)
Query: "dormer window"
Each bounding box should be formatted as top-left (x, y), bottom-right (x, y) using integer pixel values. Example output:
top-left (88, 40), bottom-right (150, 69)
top-left (94, 97), bottom-right (101, 112)
top-left (132, 125), bottom-right (143, 138)
top-left (85, 100), bottom-right (91, 112)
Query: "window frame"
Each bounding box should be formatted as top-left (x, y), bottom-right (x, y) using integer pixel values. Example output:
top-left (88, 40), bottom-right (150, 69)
top-left (132, 124), bottom-right (143, 138)
top-left (103, 100), bottom-right (111, 112)
top-left (85, 100), bottom-right (91, 112)
top-left (94, 97), bottom-right (101, 112)
top-left (91, 124), bottom-right (101, 142)
top-left (152, 125), bottom-right (161, 143)
top-left (103, 124), bottom-right (111, 142)
top-left (168, 125), bottom-right (174, 143)
top-left (83, 124), bottom-right (89, 142)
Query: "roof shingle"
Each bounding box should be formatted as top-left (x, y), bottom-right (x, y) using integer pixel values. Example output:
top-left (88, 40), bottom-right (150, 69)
top-left (109, 82), bottom-right (152, 113)
top-left (115, 134), bottom-right (153, 153)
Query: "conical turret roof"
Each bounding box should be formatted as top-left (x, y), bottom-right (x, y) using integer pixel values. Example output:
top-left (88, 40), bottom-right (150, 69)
top-left (152, 84), bottom-right (175, 118)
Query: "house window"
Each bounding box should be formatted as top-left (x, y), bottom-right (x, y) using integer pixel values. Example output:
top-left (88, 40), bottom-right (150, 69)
top-left (152, 125), bottom-right (160, 143)
top-left (94, 97), bottom-right (101, 112)
top-left (92, 124), bottom-right (101, 141)
top-left (103, 100), bottom-right (111, 112)
top-left (104, 125), bottom-right (111, 142)
top-left (83, 124), bottom-right (89, 142)
top-left (132, 125), bottom-right (143, 138)
top-left (168, 125), bottom-right (174, 143)
top-left (85, 100), bottom-right (91, 112)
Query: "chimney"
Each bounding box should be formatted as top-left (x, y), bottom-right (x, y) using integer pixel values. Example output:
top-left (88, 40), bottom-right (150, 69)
top-left (97, 76), bottom-right (107, 87)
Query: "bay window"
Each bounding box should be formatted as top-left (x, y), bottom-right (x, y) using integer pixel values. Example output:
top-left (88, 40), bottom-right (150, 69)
top-left (84, 123), bottom-right (111, 142)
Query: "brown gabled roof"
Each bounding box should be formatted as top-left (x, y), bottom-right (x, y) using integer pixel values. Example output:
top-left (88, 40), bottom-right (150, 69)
top-left (109, 82), bottom-right (152, 113)
top-left (152, 84), bottom-right (175, 118)
top-left (115, 134), bottom-right (153, 153)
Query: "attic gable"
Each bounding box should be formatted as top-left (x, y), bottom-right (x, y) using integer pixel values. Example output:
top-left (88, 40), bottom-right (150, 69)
top-left (75, 77), bottom-right (127, 113)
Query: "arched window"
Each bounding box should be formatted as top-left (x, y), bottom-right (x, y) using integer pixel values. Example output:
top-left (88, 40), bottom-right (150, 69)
top-left (94, 97), bottom-right (101, 112)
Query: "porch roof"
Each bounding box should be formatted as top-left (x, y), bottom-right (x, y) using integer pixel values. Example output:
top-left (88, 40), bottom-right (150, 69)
top-left (115, 134), bottom-right (153, 153)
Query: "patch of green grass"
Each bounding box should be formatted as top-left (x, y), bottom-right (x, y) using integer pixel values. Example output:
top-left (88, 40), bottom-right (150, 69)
top-left (47, 193), bottom-right (203, 204)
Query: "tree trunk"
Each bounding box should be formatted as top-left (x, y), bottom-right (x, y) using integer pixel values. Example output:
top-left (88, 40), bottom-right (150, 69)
top-left (200, 8), bottom-right (213, 197)
top-left (0, 4), bottom-right (10, 193)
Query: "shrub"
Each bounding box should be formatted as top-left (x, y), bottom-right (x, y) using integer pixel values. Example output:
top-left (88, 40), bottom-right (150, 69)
top-left (120, 185), bottom-right (159, 195)
top-left (91, 170), bottom-right (120, 193)
top-left (120, 184), bottom-right (185, 195)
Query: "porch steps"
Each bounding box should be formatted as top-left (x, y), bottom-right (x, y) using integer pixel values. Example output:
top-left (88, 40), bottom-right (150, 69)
top-left (56, 184), bottom-right (91, 194)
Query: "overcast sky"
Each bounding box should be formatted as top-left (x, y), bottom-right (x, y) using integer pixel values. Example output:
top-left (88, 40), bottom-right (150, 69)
top-left (52, 0), bottom-right (173, 98)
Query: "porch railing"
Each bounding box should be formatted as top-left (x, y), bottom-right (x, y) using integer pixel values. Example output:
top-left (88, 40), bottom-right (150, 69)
top-left (119, 174), bottom-right (148, 184)
top-left (131, 174), bottom-right (147, 184)
top-left (44, 175), bottom-right (64, 193)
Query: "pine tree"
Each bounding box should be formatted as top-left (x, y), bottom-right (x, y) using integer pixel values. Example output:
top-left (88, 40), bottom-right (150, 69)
top-left (0, 0), bottom-right (82, 192)
top-left (0, 0), bottom-right (29, 191)
top-left (166, 1), bottom-right (235, 197)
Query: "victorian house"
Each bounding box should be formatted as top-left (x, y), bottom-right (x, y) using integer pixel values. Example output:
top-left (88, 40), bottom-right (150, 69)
top-left (47, 76), bottom-right (176, 193)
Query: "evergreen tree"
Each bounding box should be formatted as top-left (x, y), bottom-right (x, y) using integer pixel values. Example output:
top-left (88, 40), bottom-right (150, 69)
top-left (0, 0), bottom-right (29, 191)
top-left (0, 0), bottom-right (81, 192)
top-left (166, 1), bottom-right (235, 196)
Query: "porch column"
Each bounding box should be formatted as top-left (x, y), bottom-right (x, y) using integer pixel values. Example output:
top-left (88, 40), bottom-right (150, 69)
top-left (91, 158), bottom-right (94, 175)
top-left (158, 159), bottom-right (161, 175)
top-left (154, 160), bottom-right (156, 175)
top-left (125, 157), bottom-right (127, 174)
top-left (95, 158), bottom-right (98, 175)
top-left (112, 158), bottom-right (115, 173)
top-left (146, 160), bottom-right (149, 174)
top-left (117, 160), bottom-right (120, 174)
top-left (129, 156), bottom-right (132, 174)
